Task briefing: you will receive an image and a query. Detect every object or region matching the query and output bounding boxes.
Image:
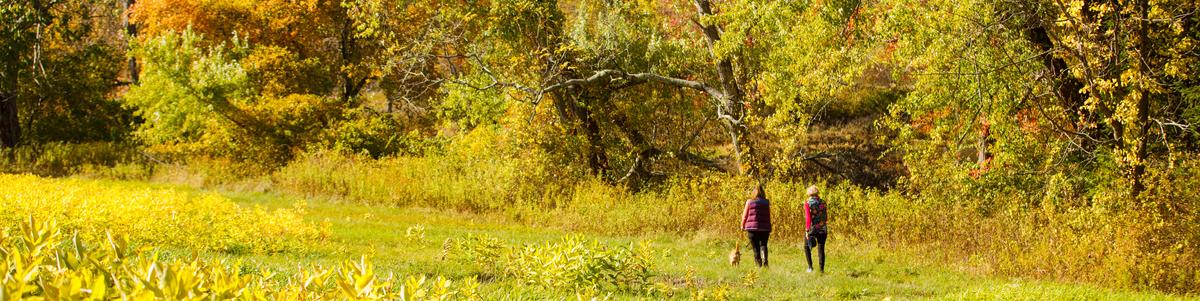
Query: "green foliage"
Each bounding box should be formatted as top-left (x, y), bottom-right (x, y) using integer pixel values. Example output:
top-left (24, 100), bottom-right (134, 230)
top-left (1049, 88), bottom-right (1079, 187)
top-left (275, 124), bottom-right (573, 212)
top-left (124, 28), bottom-right (254, 150)
top-left (17, 39), bottom-right (131, 143)
top-left (505, 237), bottom-right (652, 293)
top-left (437, 76), bottom-right (509, 128)
top-left (243, 45), bottom-right (331, 98)
top-left (442, 235), bottom-right (653, 293)
top-left (1183, 85), bottom-right (1200, 138)
top-left (320, 106), bottom-right (410, 158)
top-left (125, 28), bottom-right (416, 166)
top-left (439, 234), bottom-right (507, 272)
top-left (486, 0), bottom-right (564, 49)
top-left (0, 0), bottom-right (131, 146)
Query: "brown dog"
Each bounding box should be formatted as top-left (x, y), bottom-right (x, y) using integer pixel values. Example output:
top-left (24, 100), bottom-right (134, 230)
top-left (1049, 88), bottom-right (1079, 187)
top-left (728, 244), bottom-right (741, 266)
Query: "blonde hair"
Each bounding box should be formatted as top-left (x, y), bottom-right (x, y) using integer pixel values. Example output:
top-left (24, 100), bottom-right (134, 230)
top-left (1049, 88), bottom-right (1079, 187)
top-left (806, 185), bottom-right (819, 197)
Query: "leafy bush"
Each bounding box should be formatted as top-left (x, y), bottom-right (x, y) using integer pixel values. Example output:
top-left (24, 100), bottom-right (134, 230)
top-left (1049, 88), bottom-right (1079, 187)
top-left (442, 235), bottom-right (653, 293)
top-left (0, 218), bottom-right (477, 300)
top-left (123, 28), bottom-right (254, 153)
top-left (0, 174), bottom-right (325, 254)
top-left (318, 106), bottom-right (410, 158)
top-left (437, 74), bottom-right (510, 129)
top-left (0, 142), bottom-right (147, 177)
top-left (504, 237), bottom-right (652, 293)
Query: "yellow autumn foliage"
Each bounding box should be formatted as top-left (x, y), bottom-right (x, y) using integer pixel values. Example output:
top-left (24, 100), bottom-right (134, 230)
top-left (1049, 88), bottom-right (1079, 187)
top-left (0, 174), bottom-right (325, 254)
top-left (0, 218), bottom-right (475, 300)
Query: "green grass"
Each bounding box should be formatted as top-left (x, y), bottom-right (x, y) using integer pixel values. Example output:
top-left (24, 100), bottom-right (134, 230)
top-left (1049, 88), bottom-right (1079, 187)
top-left (143, 188), bottom-right (1185, 300)
top-left (25, 177), bottom-right (1184, 299)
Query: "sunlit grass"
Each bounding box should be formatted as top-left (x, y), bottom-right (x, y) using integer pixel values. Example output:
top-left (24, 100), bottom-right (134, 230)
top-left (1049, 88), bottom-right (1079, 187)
top-left (206, 188), bottom-right (1187, 300)
top-left (1, 175), bottom-right (1187, 299)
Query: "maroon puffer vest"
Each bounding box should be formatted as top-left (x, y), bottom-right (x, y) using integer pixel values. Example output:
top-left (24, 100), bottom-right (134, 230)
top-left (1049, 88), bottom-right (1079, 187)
top-left (743, 198), bottom-right (772, 231)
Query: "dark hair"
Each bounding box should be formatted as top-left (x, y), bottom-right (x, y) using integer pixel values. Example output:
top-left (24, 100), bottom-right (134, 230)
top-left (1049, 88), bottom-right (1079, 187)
top-left (750, 184), bottom-right (766, 200)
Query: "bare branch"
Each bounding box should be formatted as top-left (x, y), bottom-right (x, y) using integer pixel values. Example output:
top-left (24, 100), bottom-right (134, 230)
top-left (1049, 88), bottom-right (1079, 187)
top-left (433, 52), bottom-right (538, 96)
top-left (537, 68), bottom-right (744, 129)
top-left (615, 155), bottom-right (643, 183)
top-left (677, 115), bottom-right (713, 155)
top-left (539, 69), bottom-right (725, 99)
top-left (1152, 118), bottom-right (1191, 132)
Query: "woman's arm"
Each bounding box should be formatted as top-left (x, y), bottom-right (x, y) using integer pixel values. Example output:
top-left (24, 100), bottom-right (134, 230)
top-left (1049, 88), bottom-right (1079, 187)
top-left (739, 201), bottom-right (749, 230)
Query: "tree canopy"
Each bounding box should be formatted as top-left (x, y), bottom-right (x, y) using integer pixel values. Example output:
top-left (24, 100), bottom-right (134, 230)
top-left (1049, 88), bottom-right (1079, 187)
top-left (1, 0), bottom-right (1197, 192)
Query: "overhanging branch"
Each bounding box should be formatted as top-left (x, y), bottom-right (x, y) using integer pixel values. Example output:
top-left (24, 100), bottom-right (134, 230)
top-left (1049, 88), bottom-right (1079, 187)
top-left (537, 68), bottom-right (742, 127)
top-left (539, 69), bottom-right (725, 100)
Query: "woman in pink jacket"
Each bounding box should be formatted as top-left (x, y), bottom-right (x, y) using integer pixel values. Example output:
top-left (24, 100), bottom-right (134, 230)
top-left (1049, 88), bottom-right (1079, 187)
top-left (740, 185), bottom-right (772, 267)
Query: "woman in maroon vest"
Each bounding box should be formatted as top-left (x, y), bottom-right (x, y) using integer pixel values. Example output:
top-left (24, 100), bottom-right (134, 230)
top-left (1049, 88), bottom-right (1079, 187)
top-left (740, 184), bottom-right (772, 267)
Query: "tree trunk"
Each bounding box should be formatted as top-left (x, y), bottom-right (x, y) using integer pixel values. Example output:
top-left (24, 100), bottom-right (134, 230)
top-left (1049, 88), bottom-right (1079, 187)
top-left (1127, 0), bottom-right (1152, 198)
top-left (724, 121), bottom-right (745, 174)
top-left (124, 0), bottom-right (139, 83)
top-left (694, 0), bottom-right (753, 175)
top-left (977, 121), bottom-right (991, 165)
top-left (1025, 22), bottom-right (1085, 127)
top-left (552, 89), bottom-right (611, 176)
top-left (338, 17), bottom-right (365, 103)
top-left (0, 92), bottom-right (19, 148)
top-left (610, 109), bottom-right (661, 185)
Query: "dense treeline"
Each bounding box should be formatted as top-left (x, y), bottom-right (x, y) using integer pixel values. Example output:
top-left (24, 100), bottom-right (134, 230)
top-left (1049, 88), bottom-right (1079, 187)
top-left (2, 0), bottom-right (1198, 294)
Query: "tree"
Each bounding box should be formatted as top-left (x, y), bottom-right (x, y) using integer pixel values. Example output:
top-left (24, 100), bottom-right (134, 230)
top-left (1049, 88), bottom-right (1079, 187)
top-left (132, 0), bottom-right (381, 102)
top-left (123, 0), bottom-right (138, 83)
top-left (0, 0), bottom-right (48, 148)
top-left (1, 0), bottom-right (129, 147)
top-left (1017, 0), bottom-right (1200, 197)
top-left (536, 0), bottom-right (753, 175)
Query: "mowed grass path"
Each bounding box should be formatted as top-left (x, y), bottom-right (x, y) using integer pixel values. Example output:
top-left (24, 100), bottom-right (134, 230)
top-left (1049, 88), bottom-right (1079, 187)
top-left (161, 186), bottom-right (1186, 300)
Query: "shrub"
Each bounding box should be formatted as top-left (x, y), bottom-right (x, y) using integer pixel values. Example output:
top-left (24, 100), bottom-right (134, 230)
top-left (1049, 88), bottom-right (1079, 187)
top-left (317, 106), bottom-right (411, 158)
top-left (504, 237), bottom-right (653, 293)
top-left (442, 235), bottom-right (653, 293)
top-left (0, 142), bottom-right (147, 177)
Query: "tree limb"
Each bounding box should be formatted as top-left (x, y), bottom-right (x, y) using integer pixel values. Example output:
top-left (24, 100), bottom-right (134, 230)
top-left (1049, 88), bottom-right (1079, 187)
top-left (539, 69), bottom-right (725, 100)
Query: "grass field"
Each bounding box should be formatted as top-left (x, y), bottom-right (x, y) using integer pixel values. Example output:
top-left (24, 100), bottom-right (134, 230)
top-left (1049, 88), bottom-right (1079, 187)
top-left (193, 188), bottom-right (1186, 300)
top-left (0, 176), bottom-right (1191, 300)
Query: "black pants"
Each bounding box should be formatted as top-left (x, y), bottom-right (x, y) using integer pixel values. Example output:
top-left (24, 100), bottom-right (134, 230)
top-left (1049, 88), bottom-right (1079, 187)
top-left (747, 230), bottom-right (770, 267)
top-left (805, 231), bottom-right (827, 272)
